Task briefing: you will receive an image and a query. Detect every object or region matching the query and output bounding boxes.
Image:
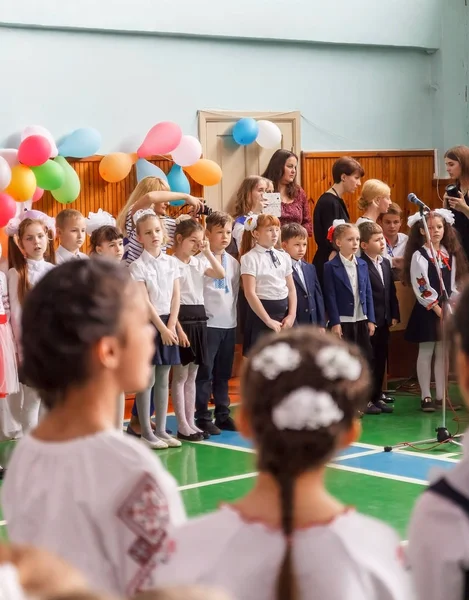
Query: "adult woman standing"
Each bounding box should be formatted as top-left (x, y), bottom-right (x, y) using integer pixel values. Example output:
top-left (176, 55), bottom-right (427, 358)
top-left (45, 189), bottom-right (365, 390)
top-left (444, 146), bottom-right (469, 260)
top-left (262, 149), bottom-right (312, 235)
top-left (312, 156), bottom-right (364, 284)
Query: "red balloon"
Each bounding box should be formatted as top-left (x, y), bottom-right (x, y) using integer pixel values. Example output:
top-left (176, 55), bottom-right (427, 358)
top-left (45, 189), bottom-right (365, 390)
top-left (32, 186), bottom-right (44, 202)
top-left (0, 193), bottom-right (18, 227)
top-left (18, 135), bottom-right (52, 167)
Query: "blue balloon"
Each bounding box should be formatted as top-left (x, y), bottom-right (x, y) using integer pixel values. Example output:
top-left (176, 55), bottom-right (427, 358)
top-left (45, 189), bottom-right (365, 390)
top-left (167, 164), bottom-right (190, 206)
top-left (57, 127), bottom-right (102, 158)
top-left (135, 159), bottom-right (168, 183)
top-left (232, 118), bottom-right (259, 146)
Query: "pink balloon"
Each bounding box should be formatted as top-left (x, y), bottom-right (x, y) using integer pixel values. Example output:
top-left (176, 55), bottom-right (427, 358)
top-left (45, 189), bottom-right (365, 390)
top-left (18, 135), bottom-right (52, 167)
top-left (0, 192), bottom-right (18, 227)
top-left (0, 157), bottom-right (11, 191)
top-left (32, 187), bottom-right (44, 202)
top-left (171, 135), bottom-right (202, 167)
top-left (137, 122), bottom-right (183, 158)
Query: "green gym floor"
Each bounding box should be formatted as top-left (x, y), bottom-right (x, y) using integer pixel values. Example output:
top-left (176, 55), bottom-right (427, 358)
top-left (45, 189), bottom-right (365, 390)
top-left (0, 381), bottom-right (465, 541)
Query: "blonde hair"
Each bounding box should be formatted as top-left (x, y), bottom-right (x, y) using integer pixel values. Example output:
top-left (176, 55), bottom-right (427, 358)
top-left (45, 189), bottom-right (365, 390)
top-left (135, 214), bottom-right (169, 246)
top-left (358, 179), bottom-right (391, 212)
top-left (116, 177), bottom-right (170, 232)
top-left (56, 209), bottom-right (85, 230)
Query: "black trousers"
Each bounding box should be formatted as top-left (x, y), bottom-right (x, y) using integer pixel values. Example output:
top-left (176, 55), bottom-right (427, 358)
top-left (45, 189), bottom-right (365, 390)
top-left (341, 321), bottom-right (373, 365)
top-left (195, 327), bottom-right (236, 423)
top-left (370, 324), bottom-right (390, 404)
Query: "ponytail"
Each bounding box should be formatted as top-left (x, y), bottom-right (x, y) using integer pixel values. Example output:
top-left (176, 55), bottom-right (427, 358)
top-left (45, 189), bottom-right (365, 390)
top-left (276, 473), bottom-right (296, 600)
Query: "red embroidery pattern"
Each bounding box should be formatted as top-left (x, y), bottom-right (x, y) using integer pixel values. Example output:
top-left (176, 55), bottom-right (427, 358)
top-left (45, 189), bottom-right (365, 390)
top-left (117, 473), bottom-right (173, 596)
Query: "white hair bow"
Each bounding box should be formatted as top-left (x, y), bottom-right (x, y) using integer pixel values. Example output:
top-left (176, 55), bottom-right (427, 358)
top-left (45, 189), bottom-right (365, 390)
top-left (5, 210), bottom-right (56, 237)
top-left (434, 208), bottom-right (455, 226)
top-left (133, 208), bottom-right (156, 226)
top-left (407, 212), bottom-right (422, 228)
top-left (86, 209), bottom-right (116, 235)
top-left (244, 213), bottom-right (259, 231)
top-left (272, 387), bottom-right (344, 431)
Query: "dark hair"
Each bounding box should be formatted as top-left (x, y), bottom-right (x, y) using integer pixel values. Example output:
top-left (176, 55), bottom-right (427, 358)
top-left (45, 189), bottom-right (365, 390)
top-left (56, 209), bottom-right (85, 230)
top-left (358, 221), bottom-right (383, 244)
top-left (281, 223), bottom-right (308, 243)
top-left (89, 225), bottom-right (123, 254)
top-left (174, 215), bottom-right (204, 244)
top-left (444, 146), bottom-right (469, 182)
top-left (21, 260), bottom-right (132, 409)
top-left (262, 150), bottom-right (299, 200)
top-left (205, 211), bottom-right (233, 232)
top-left (402, 212), bottom-right (469, 285)
top-left (332, 157), bottom-right (365, 184)
top-left (242, 327), bottom-right (370, 600)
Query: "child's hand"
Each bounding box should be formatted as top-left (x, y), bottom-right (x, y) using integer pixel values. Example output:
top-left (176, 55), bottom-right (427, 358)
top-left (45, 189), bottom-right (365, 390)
top-left (318, 327), bottom-right (326, 334)
top-left (281, 315), bottom-right (295, 329)
top-left (178, 331), bottom-right (191, 347)
top-left (199, 240), bottom-right (211, 255)
top-left (267, 319), bottom-right (282, 333)
top-left (161, 327), bottom-right (178, 346)
top-left (391, 318), bottom-right (399, 327)
top-left (368, 322), bottom-right (376, 336)
top-left (434, 305), bottom-right (442, 318)
top-left (331, 324), bottom-right (342, 338)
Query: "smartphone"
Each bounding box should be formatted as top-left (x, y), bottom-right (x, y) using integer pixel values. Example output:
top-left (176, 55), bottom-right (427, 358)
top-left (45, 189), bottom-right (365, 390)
top-left (445, 184), bottom-right (460, 198)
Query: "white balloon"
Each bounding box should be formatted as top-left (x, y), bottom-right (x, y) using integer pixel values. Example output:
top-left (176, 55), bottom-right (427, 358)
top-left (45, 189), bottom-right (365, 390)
top-left (256, 120), bottom-right (282, 149)
top-left (171, 135), bottom-right (202, 167)
top-left (0, 157), bottom-right (11, 191)
top-left (0, 149), bottom-right (19, 167)
top-left (21, 125), bottom-right (58, 158)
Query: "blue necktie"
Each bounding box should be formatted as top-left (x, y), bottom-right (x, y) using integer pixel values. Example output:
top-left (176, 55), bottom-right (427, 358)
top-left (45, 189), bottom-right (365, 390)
top-left (214, 252), bottom-right (229, 293)
top-left (267, 249), bottom-right (280, 268)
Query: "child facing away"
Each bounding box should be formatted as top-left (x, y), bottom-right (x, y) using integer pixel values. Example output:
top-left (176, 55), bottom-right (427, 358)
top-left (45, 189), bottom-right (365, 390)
top-left (171, 216), bottom-right (225, 441)
top-left (281, 222), bottom-right (325, 329)
top-left (229, 176), bottom-right (269, 256)
top-left (359, 222), bottom-right (400, 415)
top-left (154, 328), bottom-right (411, 600)
top-left (55, 209), bottom-right (89, 264)
top-left (6, 210), bottom-right (56, 432)
top-left (2, 260), bottom-right (186, 597)
top-left (408, 280), bottom-right (469, 600)
top-left (378, 202), bottom-right (409, 274)
top-left (240, 214), bottom-right (297, 356)
top-left (403, 209), bottom-right (468, 412)
top-left (194, 212), bottom-right (240, 435)
top-left (129, 209), bottom-right (182, 449)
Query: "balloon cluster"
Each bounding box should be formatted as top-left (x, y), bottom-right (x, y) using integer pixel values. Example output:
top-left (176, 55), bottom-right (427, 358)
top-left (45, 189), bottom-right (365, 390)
top-left (0, 126), bottom-right (101, 227)
top-left (232, 119), bottom-right (282, 148)
top-left (99, 122), bottom-right (222, 207)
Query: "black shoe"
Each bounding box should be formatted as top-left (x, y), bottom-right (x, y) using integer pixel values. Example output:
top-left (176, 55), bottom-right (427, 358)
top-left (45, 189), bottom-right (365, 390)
top-left (375, 400), bottom-right (394, 414)
top-left (126, 425), bottom-right (141, 438)
top-left (197, 421), bottom-right (221, 436)
top-left (215, 416), bottom-right (236, 431)
top-left (381, 393), bottom-right (395, 404)
top-left (421, 397), bottom-right (436, 413)
top-left (177, 431), bottom-right (204, 442)
top-left (0, 467), bottom-right (4, 480)
top-left (365, 402), bottom-right (382, 415)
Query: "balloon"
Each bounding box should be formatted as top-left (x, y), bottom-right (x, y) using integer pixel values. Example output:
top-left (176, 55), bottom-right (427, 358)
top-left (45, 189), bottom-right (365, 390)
top-left (21, 126), bottom-right (58, 158)
top-left (0, 157), bottom-right (11, 191)
top-left (171, 135), bottom-right (202, 167)
top-left (0, 149), bottom-right (19, 168)
top-left (184, 159), bottom-right (222, 186)
top-left (18, 135), bottom-right (52, 167)
top-left (51, 157), bottom-right (81, 204)
top-left (255, 120), bottom-right (282, 149)
top-left (233, 118), bottom-right (259, 146)
top-left (32, 187), bottom-right (44, 202)
top-left (137, 122), bottom-right (183, 158)
top-left (6, 165), bottom-right (36, 202)
top-left (99, 153), bottom-right (133, 183)
top-left (0, 227), bottom-right (8, 258)
top-left (57, 127), bottom-right (102, 158)
top-left (31, 160), bottom-right (65, 190)
top-left (135, 159), bottom-right (168, 183)
top-left (167, 165), bottom-right (190, 206)
top-left (0, 193), bottom-right (17, 227)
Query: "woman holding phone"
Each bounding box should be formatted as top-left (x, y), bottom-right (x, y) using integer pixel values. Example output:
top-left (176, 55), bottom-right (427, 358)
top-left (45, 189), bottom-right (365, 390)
top-left (444, 146), bottom-right (469, 259)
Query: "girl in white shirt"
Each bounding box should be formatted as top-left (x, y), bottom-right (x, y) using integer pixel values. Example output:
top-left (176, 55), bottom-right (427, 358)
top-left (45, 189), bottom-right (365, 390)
top-left (172, 216), bottom-right (224, 441)
top-left (130, 209), bottom-right (182, 449)
top-left (155, 328), bottom-right (410, 600)
top-left (2, 260), bottom-right (186, 597)
top-left (229, 176), bottom-right (269, 256)
top-left (6, 210), bottom-right (56, 432)
top-left (240, 213), bottom-right (296, 356)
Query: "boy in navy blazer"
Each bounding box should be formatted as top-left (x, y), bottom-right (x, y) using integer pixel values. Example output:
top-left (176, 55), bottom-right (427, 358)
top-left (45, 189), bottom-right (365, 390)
top-left (359, 221), bottom-right (400, 415)
top-left (281, 223), bottom-right (326, 329)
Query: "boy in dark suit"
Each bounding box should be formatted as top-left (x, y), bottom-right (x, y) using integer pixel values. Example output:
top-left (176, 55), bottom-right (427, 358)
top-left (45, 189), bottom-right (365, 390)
top-left (281, 223), bottom-right (326, 330)
top-left (359, 221), bottom-right (400, 414)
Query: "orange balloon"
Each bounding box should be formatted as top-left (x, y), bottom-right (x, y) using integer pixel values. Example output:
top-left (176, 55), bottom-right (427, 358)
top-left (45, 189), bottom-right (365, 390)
top-left (184, 159), bottom-right (222, 186)
top-left (0, 227), bottom-right (8, 259)
top-left (99, 153), bottom-right (133, 183)
top-left (6, 164), bottom-right (36, 201)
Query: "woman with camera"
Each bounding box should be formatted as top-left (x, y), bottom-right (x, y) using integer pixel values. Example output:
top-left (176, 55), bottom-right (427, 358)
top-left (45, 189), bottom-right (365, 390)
top-left (444, 146), bottom-right (469, 259)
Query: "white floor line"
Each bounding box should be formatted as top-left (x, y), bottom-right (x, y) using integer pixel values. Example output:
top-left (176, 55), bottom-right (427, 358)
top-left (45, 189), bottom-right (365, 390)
top-left (178, 472), bottom-right (257, 492)
top-left (0, 520), bottom-right (5, 527)
top-left (394, 448), bottom-right (459, 463)
top-left (328, 463), bottom-right (428, 486)
top-left (334, 449), bottom-right (383, 462)
top-left (198, 440), bottom-right (255, 454)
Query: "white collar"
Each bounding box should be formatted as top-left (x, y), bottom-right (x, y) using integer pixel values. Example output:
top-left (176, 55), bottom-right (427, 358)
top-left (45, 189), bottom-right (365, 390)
top-left (175, 255), bottom-right (198, 267)
top-left (365, 253), bottom-right (383, 265)
top-left (26, 258), bottom-right (48, 271)
top-left (58, 245), bottom-right (81, 259)
top-left (254, 243), bottom-right (275, 254)
top-left (339, 253), bottom-right (357, 267)
top-left (141, 249), bottom-right (166, 263)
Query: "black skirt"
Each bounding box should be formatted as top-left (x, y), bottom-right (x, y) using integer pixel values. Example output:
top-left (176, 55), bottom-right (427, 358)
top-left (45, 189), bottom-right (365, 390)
top-left (178, 304), bottom-right (208, 366)
top-left (405, 302), bottom-right (441, 343)
top-left (153, 315), bottom-right (181, 366)
top-left (243, 297), bottom-right (290, 356)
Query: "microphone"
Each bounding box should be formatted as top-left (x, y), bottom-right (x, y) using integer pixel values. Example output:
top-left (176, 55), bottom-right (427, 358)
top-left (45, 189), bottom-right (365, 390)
top-left (408, 193), bottom-right (431, 213)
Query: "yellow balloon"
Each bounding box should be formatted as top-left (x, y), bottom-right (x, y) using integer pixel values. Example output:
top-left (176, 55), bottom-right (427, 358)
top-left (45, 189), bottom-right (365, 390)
top-left (6, 164), bottom-right (36, 202)
top-left (184, 159), bottom-right (222, 186)
top-left (99, 153), bottom-right (133, 183)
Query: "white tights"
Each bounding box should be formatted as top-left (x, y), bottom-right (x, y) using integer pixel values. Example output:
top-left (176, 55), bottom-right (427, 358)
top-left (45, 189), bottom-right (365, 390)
top-left (417, 341), bottom-right (445, 400)
top-left (171, 363), bottom-right (200, 436)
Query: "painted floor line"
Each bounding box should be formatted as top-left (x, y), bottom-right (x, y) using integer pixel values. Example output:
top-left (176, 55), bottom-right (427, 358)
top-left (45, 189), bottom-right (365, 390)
top-left (334, 449), bottom-right (383, 462)
top-left (394, 448), bottom-right (459, 463)
top-left (328, 463), bottom-right (428, 486)
top-left (198, 440), bottom-right (255, 454)
top-left (178, 472), bottom-right (257, 492)
top-left (0, 520), bottom-right (4, 527)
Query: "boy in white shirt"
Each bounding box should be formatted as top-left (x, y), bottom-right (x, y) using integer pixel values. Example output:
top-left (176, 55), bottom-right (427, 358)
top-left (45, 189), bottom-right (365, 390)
top-left (378, 202), bottom-right (408, 274)
top-left (195, 212), bottom-right (240, 435)
top-left (55, 209), bottom-right (89, 264)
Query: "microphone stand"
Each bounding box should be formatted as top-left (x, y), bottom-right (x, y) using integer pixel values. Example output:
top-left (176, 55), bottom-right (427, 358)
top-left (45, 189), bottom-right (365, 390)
top-left (384, 206), bottom-right (463, 452)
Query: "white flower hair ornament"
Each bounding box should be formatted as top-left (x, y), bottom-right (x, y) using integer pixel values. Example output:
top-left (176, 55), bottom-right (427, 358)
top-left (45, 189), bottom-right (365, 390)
top-left (86, 209), bottom-right (116, 235)
top-left (175, 214), bottom-right (192, 225)
top-left (251, 342), bottom-right (302, 380)
top-left (407, 212), bottom-right (423, 228)
top-left (133, 208), bottom-right (156, 226)
top-left (434, 208), bottom-right (455, 226)
top-left (5, 210), bottom-right (56, 237)
top-left (244, 214), bottom-right (259, 231)
top-left (326, 219), bottom-right (346, 242)
top-left (272, 387), bottom-right (344, 431)
top-left (316, 346), bottom-right (362, 382)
